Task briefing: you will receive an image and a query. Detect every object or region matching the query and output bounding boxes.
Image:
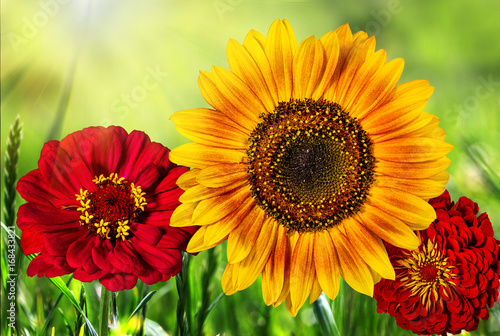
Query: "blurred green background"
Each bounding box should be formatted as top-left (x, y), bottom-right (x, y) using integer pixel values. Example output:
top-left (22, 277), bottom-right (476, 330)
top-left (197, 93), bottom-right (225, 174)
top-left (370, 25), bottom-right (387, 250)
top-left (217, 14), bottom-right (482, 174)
top-left (2, 0), bottom-right (500, 335)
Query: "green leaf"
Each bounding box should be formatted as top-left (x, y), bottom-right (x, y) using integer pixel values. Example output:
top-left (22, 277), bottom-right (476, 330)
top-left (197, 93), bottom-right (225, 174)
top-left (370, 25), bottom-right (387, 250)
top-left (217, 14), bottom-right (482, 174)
top-left (127, 290), bottom-right (157, 321)
top-left (48, 276), bottom-right (98, 336)
top-left (313, 294), bottom-right (340, 336)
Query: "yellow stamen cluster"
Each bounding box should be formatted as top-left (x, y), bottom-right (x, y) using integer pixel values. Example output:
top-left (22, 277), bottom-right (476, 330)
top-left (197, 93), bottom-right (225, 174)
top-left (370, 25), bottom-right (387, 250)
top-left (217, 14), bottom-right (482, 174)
top-left (247, 99), bottom-right (375, 233)
top-left (397, 239), bottom-right (458, 311)
top-left (75, 173), bottom-right (147, 241)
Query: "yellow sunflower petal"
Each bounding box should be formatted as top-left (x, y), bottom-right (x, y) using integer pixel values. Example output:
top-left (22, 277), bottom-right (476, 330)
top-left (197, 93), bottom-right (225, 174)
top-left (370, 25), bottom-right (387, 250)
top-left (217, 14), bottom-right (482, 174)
top-left (198, 70), bottom-right (257, 132)
top-left (227, 206), bottom-right (265, 264)
top-left (211, 66), bottom-right (267, 122)
top-left (186, 226), bottom-right (225, 253)
top-left (196, 163), bottom-right (248, 188)
top-left (368, 110), bottom-right (434, 142)
top-left (360, 81), bottom-right (434, 133)
top-left (289, 232), bottom-right (316, 316)
top-left (309, 277), bottom-right (323, 304)
top-left (314, 230), bottom-right (341, 301)
top-left (350, 57), bottom-right (405, 120)
top-left (191, 183), bottom-right (251, 226)
top-left (312, 31), bottom-right (339, 100)
top-left (222, 218), bottom-right (279, 294)
top-left (171, 108), bottom-right (250, 145)
top-left (227, 38), bottom-right (276, 112)
top-left (176, 168), bottom-right (200, 190)
top-left (261, 224), bottom-right (289, 306)
top-left (265, 19), bottom-right (297, 101)
top-left (330, 227), bottom-right (374, 297)
top-left (368, 186), bottom-right (437, 230)
top-left (170, 143), bottom-right (246, 169)
top-left (330, 36), bottom-right (375, 104)
top-left (341, 49), bottom-right (387, 110)
top-left (356, 203), bottom-right (420, 250)
top-left (429, 171), bottom-right (450, 185)
top-left (242, 30), bottom-right (279, 104)
top-left (343, 217), bottom-right (395, 280)
top-left (292, 36), bottom-right (324, 99)
top-left (373, 137), bottom-right (453, 163)
top-left (376, 175), bottom-right (446, 199)
top-left (170, 202), bottom-right (197, 228)
top-left (375, 156), bottom-right (451, 179)
top-left (179, 179), bottom-right (246, 204)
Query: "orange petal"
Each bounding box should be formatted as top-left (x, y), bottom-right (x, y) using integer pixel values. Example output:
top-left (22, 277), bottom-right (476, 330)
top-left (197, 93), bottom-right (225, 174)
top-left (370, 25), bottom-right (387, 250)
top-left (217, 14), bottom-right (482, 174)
top-left (289, 232), bottom-right (316, 317)
top-left (361, 80), bottom-right (433, 132)
top-left (309, 276), bottom-right (323, 304)
top-left (356, 203), bottom-right (420, 250)
top-left (196, 163), bottom-right (248, 188)
top-left (227, 38), bottom-right (276, 112)
top-left (312, 31), bottom-right (339, 100)
top-left (368, 111), bottom-right (433, 142)
top-left (314, 230), bottom-right (341, 301)
top-left (375, 156), bottom-right (451, 179)
top-left (262, 224), bottom-right (289, 306)
top-left (198, 70), bottom-right (257, 132)
top-left (373, 137), bottom-right (453, 163)
top-left (292, 36), bottom-right (324, 99)
top-left (180, 178), bottom-right (247, 204)
top-left (186, 226), bottom-right (225, 253)
top-left (227, 206), bottom-right (266, 264)
top-left (242, 30), bottom-right (279, 104)
top-left (222, 218), bottom-right (279, 294)
top-left (350, 58), bottom-right (405, 120)
top-left (330, 227), bottom-right (374, 296)
top-left (171, 108), bottom-right (250, 137)
top-left (368, 186), bottom-right (436, 230)
top-left (192, 183), bottom-right (252, 226)
top-left (211, 66), bottom-right (267, 122)
top-left (341, 49), bottom-right (387, 111)
top-left (265, 19), bottom-right (297, 102)
top-left (330, 36), bottom-right (375, 104)
top-left (343, 218), bottom-right (395, 280)
top-left (376, 175), bottom-right (446, 199)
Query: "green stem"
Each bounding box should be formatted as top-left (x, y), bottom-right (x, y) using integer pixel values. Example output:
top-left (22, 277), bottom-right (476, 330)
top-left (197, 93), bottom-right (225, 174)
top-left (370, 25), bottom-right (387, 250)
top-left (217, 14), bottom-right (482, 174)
top-left (99, 286), bottom-right (111, 336)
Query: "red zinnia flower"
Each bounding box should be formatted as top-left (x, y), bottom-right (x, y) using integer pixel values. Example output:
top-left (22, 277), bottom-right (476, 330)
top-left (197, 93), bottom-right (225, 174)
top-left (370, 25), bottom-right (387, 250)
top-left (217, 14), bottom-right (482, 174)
top-left (374, 190), bottom-right (500, 335)
top-left (17, 126), bottom-right (198, 291)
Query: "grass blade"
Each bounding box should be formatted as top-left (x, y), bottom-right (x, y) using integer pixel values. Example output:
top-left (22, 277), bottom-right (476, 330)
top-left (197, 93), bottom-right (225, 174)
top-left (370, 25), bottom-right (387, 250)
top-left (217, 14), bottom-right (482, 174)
top-left (127, 290), bottom-right (157, 321)
top-left (313, 294), bottom-right (340, 336)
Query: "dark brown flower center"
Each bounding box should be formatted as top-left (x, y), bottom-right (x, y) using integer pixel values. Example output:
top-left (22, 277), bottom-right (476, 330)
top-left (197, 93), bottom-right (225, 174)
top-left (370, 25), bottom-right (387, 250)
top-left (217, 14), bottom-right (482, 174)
top-left (247, 99), bottom-right (375, 233)
top-left (419, 263), bottom-right (439, 282)
top-left (76, 174), bottom-right (147, 241)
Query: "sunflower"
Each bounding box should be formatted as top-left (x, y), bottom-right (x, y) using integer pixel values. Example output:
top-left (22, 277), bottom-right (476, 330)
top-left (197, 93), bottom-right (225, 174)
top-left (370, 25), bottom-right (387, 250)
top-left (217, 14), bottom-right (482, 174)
top-left (170, 19), bottom-right (452, 316)
top-left (374, 191), bottom-right (500, 335)
top-left (17, 126), bottom-right (198, 291)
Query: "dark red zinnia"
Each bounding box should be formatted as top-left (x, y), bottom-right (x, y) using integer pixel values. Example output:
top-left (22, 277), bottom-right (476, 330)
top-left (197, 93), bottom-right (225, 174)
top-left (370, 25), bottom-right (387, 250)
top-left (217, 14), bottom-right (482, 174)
top-left (17, 126), bottom-right (198, 291)
top-left (374, 190), bottom-right (500, 335)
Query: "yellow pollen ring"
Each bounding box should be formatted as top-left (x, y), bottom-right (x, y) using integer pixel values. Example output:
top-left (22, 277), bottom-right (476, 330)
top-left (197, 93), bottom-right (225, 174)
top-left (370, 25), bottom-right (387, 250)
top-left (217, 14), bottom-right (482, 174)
top-left (75, 173), bottom-right (147, 241)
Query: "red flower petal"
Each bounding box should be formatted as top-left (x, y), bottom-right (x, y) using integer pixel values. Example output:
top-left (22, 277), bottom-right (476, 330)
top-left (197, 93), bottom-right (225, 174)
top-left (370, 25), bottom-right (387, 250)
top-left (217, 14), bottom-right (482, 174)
top-left (17, 126), bottom-right (197, 290)
top-left (374, 190), bottom-right (500, 335)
